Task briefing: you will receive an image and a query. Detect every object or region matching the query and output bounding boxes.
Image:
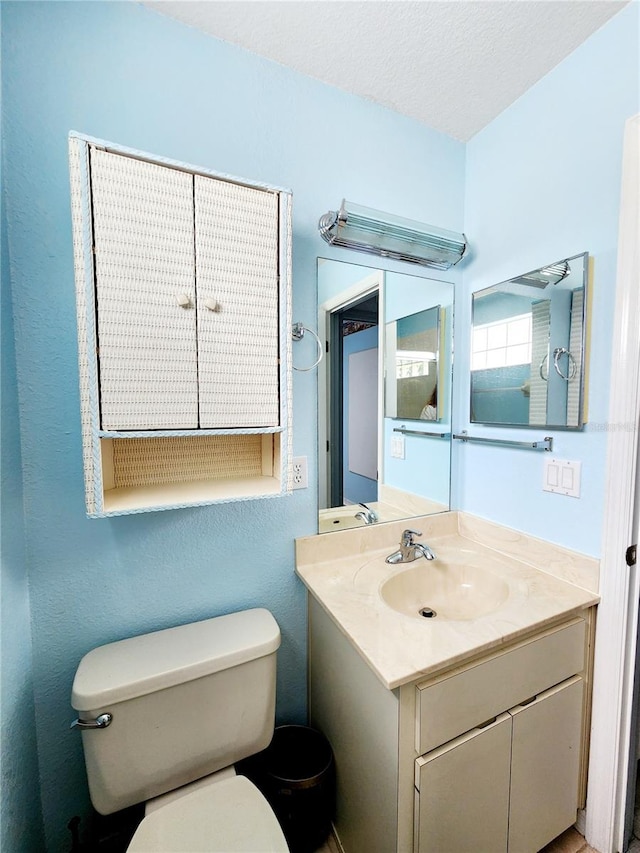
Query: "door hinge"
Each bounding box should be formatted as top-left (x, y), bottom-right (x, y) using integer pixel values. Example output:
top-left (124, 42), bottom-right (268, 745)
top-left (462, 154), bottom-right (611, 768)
top-left (325, 340), bottom-right (329, 353)
top-left (326, 440), bottom-right (330, 452)
top-left (627, 544), bottom-right (637, 567)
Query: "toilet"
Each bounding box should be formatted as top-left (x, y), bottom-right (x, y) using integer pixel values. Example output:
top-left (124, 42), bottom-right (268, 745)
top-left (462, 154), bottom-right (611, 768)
top-left (71, 608), bottom-right (289, 852)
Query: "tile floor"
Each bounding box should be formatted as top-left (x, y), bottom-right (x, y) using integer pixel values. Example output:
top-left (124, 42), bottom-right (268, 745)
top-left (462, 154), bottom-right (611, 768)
top-left (539, 827), bottom-right (599, 853)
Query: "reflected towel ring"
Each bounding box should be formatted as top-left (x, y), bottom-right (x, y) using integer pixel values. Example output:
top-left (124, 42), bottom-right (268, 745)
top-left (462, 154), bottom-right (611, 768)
top-left (539, 353), bottom-right (549, 382)
top-left (539, 348), bottom-right (577, 381)
top-left (292, 322), bottom-right (323, 372)
top-left (552, 347), bottom-right (577, 380)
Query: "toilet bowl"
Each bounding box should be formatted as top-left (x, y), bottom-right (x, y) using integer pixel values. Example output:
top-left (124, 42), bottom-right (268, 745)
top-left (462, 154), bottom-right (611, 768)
top-left (71, 609), bottom-right (289, 852)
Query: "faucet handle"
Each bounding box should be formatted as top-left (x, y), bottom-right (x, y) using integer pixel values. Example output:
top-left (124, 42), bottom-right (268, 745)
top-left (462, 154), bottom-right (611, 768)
top-left (402, 529), bottom-right (422, 545)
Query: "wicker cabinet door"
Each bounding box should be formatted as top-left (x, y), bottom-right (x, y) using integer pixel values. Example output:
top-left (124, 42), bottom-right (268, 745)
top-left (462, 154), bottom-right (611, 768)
top-left (91, 150), bottom-right (198, 430)
top-left (194, 175), bottom-right (280, 428)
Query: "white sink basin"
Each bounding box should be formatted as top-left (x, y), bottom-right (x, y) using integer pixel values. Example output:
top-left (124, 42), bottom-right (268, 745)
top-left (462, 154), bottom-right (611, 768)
top-left (380, 561), bottom-right (510, 621)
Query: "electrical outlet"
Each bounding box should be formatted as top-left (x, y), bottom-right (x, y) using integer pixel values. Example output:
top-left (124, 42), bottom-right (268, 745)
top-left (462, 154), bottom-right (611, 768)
top-left (292, 456), bottom-right (308, 490)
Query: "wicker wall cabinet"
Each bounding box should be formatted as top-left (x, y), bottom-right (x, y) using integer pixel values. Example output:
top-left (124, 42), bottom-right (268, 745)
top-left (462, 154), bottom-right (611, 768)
top-left (69, 133), bottom-right (292, 517)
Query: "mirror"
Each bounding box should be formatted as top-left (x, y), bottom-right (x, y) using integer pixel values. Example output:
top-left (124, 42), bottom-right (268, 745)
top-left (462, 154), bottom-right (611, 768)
top-left (385, 306), bottom-right (441, 421)
top-left (317, 258), bottom-right (454, 534)
top-left (470, 253), bottom-right (588, 429)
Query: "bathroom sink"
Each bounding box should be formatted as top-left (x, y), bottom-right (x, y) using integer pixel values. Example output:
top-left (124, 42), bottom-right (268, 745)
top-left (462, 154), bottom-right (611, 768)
top-left (318, 508), bottom-right (365, 533)
top-left (380, 562), bottom-right (510, 621)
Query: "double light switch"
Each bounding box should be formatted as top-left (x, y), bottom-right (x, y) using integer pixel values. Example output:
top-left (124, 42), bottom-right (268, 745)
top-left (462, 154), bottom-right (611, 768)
top-left (543, 458), bottom-right (582, 498)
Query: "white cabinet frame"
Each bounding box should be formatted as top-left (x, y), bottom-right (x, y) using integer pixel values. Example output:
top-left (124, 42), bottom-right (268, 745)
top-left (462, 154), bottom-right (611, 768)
top-left (69, 132), bottom-right (292, 517)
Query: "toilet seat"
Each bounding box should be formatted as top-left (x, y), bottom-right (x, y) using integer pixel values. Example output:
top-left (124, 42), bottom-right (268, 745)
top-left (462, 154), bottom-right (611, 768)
top-left (127, 775), bottom-right (289, 852)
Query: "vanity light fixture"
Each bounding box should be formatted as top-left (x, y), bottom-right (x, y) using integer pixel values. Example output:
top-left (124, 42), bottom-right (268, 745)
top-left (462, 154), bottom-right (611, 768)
top-left (318, 200), bottom-right (467, 270)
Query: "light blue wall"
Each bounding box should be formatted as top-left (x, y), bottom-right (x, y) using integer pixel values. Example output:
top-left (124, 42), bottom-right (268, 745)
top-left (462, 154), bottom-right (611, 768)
top-left (455, 2), bottom-right (639, 556)
top-left (1, 2), bottom-right (465, 849)
top-left (1, 115), bottom-right (46, 853)
top-left (317, 257), bottom-right (379, 306)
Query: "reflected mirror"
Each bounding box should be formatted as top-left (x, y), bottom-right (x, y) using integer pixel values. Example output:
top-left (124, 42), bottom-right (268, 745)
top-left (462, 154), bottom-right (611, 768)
top-left (317, 258), bottom-right (454, 534)
top-left (470, 252), bottom-right (588, 429)
top-left (385, 306), bottom-right (441, 421)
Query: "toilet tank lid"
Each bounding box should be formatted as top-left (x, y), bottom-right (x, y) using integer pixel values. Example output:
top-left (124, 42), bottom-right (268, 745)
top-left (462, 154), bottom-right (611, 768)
top-left (71, 608), bottom-right (280, 711)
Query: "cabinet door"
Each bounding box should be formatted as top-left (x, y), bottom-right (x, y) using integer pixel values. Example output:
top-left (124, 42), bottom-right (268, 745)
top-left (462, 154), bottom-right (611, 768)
top-left (90, 149), bottom-right (198, 430)
top-left (194, 175), bottom-right (280, 428)
top-left (508, 676), bottom-right (583, 853)
top-left (415, 713), bottom-right (511, 853)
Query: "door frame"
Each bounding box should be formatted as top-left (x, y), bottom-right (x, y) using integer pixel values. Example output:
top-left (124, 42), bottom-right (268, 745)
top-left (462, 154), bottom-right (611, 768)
top-left (585, 114), bottom-right (640, 853)
top-left (318, 270), bottom-right (384, 510)
top-left (330, 299), bottom-right (379, 507)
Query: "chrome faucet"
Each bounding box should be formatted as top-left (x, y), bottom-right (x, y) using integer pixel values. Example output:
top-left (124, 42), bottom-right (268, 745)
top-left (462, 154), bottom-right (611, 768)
top-left (355, 503), bottom-right (378, 525)
top-left (385, 529), bottom-right (436, 564)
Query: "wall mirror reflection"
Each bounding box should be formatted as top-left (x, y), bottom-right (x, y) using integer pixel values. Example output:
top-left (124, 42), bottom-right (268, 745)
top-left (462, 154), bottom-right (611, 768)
top-left (385, 306), bottom-right (441, 421)
top-left (470, 252), bottom-right (589, 429)
top-left (317, 258), bottom-right (454, 534)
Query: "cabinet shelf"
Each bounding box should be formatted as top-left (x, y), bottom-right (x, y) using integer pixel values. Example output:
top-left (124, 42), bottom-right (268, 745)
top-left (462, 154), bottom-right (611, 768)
top-left (94, 432), bottom-right (284, 518)
top-left (102, 474), bottom-right (284, 516)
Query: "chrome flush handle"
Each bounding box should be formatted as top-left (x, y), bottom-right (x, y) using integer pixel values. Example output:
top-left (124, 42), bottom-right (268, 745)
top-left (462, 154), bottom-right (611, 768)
top-left (70, 712), bottom-right (113, 730)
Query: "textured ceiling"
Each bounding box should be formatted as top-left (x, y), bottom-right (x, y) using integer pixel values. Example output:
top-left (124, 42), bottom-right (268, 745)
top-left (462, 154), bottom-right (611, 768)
top-left (143, 0), bottom-right (628, 141)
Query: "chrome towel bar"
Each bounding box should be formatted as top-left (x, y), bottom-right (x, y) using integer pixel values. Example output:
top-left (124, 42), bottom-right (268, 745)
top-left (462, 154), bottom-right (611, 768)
top-left (452, 431), bottom-right (553, 452)
top-left (393, 427), bottom-right (450, 439)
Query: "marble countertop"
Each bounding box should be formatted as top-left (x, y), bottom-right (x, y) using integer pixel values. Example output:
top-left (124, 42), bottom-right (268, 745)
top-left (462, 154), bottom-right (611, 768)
top-left (295, 518), bottom-right (599, 690)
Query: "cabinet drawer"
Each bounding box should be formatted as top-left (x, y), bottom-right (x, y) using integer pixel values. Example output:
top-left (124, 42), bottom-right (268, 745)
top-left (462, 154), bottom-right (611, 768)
top-left (416, 617), bottom-right (585, 754)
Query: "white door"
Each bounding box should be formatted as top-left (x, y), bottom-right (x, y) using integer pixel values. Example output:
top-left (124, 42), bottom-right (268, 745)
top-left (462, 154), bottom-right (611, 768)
top-left (91, 149), bottom-right (198, 430)
top-left (194, 176), bottom-right (280, 428)
top-left (347, 343), bottom-right (378, 486)
top-left (585, 114), bottom-right (640, 853)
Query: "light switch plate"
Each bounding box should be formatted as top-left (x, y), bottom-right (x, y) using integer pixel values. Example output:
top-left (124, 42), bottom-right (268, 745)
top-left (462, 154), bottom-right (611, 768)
top-left (391, 435), bottom-right (405, 459)
top-left (543, 458), bottom-right (581, 498)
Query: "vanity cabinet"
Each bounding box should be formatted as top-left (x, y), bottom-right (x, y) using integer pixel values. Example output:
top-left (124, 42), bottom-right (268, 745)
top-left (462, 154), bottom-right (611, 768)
top-left (308, 597), bottom-right (593, 853)
top-left (415, 676), bottom-right (584, 853)
top-left (69, 134), bottom-right (292, 516)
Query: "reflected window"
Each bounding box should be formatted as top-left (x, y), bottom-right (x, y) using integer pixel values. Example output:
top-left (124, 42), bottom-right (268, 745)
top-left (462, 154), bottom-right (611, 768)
top-left (471, 313), bottom-right (532, 371)
top-left (396, 350), bottom-right (437, 379)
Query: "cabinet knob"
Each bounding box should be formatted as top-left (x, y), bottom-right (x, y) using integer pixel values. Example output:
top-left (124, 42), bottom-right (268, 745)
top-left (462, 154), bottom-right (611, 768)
top-left (176, 293), bottom-right (192, 308)
top-left (204, 299), bottom-right (221, 312)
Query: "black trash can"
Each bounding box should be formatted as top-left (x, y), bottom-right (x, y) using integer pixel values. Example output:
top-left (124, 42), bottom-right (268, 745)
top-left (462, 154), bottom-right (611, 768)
top-left (259, 725), bottom-right (335, 853)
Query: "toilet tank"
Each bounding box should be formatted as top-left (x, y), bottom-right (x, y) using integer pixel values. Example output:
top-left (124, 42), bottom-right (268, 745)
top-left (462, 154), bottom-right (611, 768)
top-left (71, 608), bottom-right (280, 815)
